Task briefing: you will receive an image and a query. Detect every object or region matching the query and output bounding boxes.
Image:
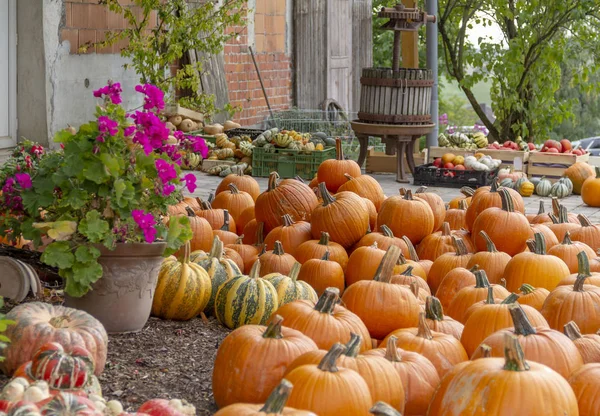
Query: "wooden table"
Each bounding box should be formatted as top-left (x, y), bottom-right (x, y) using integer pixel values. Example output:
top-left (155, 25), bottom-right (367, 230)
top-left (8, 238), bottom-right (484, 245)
top-left (351, 121), bottom-right (435, 183)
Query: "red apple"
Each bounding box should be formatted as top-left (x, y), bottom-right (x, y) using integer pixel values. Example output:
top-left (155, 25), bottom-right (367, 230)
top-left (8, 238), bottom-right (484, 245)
top-left (527, 143), bottom-right (536, 151)
top-left (544, 139), bottom-right (562, 153)
top-left (443, 162), bottom-right (455, 169)
top-left (454, 165), bottom-right (466, 171)
top-left (546, 147), bottom-right (560, 153)
top-left (433, 158), bottom-right (443, 168)
top-left (560, 139), bottom-right (572, 153)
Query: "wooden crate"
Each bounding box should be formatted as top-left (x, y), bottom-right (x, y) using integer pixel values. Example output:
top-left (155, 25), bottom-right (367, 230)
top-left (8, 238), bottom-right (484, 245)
top-left (427, 147), bottom-right (529, 171)
top-left (163, 104), bottom-right (204, 123)
top-left (365, 148), bottom-right (425, 174)
top-left (527, 152), bottom-right (590, 181)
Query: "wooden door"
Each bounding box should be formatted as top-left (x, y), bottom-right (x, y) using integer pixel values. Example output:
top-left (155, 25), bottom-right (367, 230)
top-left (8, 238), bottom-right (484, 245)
top-left (0, 0), bottom-right (16, 149)
top-left (327, 0), bottom-right (353, 112)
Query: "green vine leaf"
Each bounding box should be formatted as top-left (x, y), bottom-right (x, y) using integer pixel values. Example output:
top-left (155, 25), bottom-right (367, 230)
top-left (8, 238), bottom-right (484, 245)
top-left (164, 215), bottom-right (192, 256)
top-left (75, 245), bottom-right (101, 263)
top-left (41, 241), bottom-right (75, 269)
top-left (78, 211), bottom-right (110, 243)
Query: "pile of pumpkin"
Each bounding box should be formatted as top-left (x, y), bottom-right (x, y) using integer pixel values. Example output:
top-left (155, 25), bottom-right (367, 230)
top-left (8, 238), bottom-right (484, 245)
top-left (157, 138), bottom-right (600, 415)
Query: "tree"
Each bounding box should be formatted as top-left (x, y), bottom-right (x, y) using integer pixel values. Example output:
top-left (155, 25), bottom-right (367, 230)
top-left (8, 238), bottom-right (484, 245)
top-left (438, 0), bottom-right (600, 142)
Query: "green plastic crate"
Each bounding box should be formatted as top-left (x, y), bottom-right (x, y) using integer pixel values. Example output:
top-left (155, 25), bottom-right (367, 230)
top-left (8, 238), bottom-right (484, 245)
top-left (252, 147), bottom-right (336, 180)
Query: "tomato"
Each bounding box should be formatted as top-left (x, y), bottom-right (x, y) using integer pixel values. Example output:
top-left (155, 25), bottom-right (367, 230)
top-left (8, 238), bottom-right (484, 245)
top-left (433, 158), bottom-right (443, 168)
top-left (443, 163), bottom-right (455, 169)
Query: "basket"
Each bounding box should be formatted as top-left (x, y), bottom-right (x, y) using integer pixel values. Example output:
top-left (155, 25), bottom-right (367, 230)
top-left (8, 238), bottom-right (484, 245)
top-left (413, 163), bottom-right (499, 188)
top-left (266, 109), bottom-right (357, 138)
top-left (252, 147), bottom-right (336, 180)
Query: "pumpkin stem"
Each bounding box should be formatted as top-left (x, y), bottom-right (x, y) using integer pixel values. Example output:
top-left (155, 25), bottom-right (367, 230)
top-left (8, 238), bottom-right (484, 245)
top-left (318, 232), bottom-right (330, 246)
top-left (228, 183), bottom-right (240, 194)
top-left (273, 241), bottom-right (285, 256)
top-left (479, 231), bottom-right (498, 253)
top-left (262, 315), bottom-right (284, 339)
top-left (442, 222), bottom-right (451, 237)
top-left (425, 296), bottom-right (445, 321)
top-left (458, 199), bottom-right (468, 210)
top-left (402, 236), bottom-right (420, 261)
top-left (294, 175), bottom-right (306, 184)
top-left (321, 249), bottom-right (331, 261)
top-left (258, 244), bottom-right (267, 256)
top-left (501, 293), bottom-right (520, 304)
top-left (562, 231), bottom-right (574, 245)
top-left (282, 214), bottom-right (295, 227)
top-left (416, 312), bottom-right (433, 340)
top-left (335, 137), bottom-right (344, 160)
top-left (369, 402), bottom-right (403, 416)
top-left (199, 199), bottom-right (212, 210)
top-left (235, 236), bottom-right (244, 245)
top-left (289, 262), bottom-right (301, 282)
top-left (317, 342), bottom-right (346, 373)
top-left (477, 344), bottom-right (492, 358)
top-left (500, 278), bottom-right (507, 288)
top-left (183, 241), bottom-right (191, 264)
top-left (373, 246), bottom-right (401, 283)
top-left (548, 213), bottom-right (559, 224)
top-left (563, 321), bottom-right (583, 341)
top-left (410, 281), bottom-right (419, 299)
top-left (254, 222), bottom-right (265, 246)
top-left (490, 178), bottom-right (499, 192)
top-left (221, 210), bottom-right (231, 231)
top-left (503, 334), bottom-right (530, 372)
top-left (525, 239), bottom-right (536, 253)
top-left (267, 172), bottom-right (280, 191)
top-left (558, 205), bottom-right (569, 224)
top-left (403, 189), bottom-right (415, 200)
top-left (185, 206), bottom-right (196, 217)
top-left (499, 188), bottom-right (515, 213)
top-left (384, 336), bottom-right (401, 362)
top-left (577, 251), bottom-right (592, 278)
top-left (319, 183), bottom-right (337, 207)
top-left (415, 186), bottom-right (428, 194)
top-left (469, 264), bottom-right (480, 273)
top-left (249, 259), bottom-right (261, 278)
top-left (485, 286), bottom-right (495, 304)
top-left (532, 232), bottom-right (547, 255)
top-left (400, 265), bottom-right (414, 276)
top-left (343, 333), bottom-right (362, 358)
top-left (397, 252), bottom-right (408, 266)
top-left (460, 186), bottom-right (475, 197)
top-left (537, 200), bottom-right (545, 215)
top-left (208, 192), bottom-right (215, 204)
top-left (259, 379), bottom-right (293, 413)
top-left (208, 236), bottom-right (224, 259)
top-left (452, 236), bottom-right (469, 256)
top-left (344, 173), bottom-right (355, 181)
top-left (380, 225), bottom-right (395, 238)
top-left (474, 269), bottom-right (491, 288)
top-left (314, 287), bottom-right (341, 314)
top-left (509, 303), bottom-right (536, 336)
top-left (578, 214), bottom-right (593, 227)
top-left (519, 283), bottom-right (536, 295)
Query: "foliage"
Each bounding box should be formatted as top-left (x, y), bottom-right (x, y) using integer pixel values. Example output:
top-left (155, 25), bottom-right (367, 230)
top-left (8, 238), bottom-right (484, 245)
top-left (0, 298), bottom-right (14, 362)
top-left (439, 93), bottom-right (479, 131)
top-left (95, 0), bottom-right (246, 119)
top-left (0, 83), bottom-right (202, 297)
top-left (438, 0), bottom-right (600, 142)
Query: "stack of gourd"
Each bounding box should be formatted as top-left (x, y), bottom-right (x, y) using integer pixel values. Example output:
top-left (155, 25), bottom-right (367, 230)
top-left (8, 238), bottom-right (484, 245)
top-left (497, 169), bottom-right (574, 198)
top-left (252, 128), bottom-right (335, 153)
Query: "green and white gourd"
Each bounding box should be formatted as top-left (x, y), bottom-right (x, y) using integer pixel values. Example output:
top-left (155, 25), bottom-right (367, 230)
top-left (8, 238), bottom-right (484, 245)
top-left (264, 262), bottom-right (318, 307)
top-left (551, 181), bottom-right (570, 199)
top-left (559, 177), bottom-right (573, 195)
top-left (500, 178), bottom-right (515, 189)
top-left (535, 177), bottom-right (552, 197)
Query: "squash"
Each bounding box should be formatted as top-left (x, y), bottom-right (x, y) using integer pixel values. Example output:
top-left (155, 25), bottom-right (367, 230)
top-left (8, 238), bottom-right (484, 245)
top-left (571, 214), bottom-right (600, 252)
top-left (317, 139), bottom-right (362, 193)
top-left (226, 237), bottom-right (259, 272)
top-left (565, 162), bottom-right (596, 194)
top-left (417, 222), bottom-right (475, 262)
top-left (223, 120), bottom-right (241, 131)
top-left (466, 231), bottom-right (512, 284)
top-left (582, 166), bottom-right (600, 207)
top-left (465, 179), bottom-right (525, 231)
top-left (204, 123), bottom-right (225, 135)
top-left (265, 263), bottom-right (318, 307)
top-left (519, 180), bottom-right (535, 197)
top-left (378, 189), bottom-right (434, 245)
top-left (215, 170), bottom-right (260, 202)
top-left (551, 181), bottom-right (571, 198)
top-left (337, 174), bottom-right (385, 211)
top-left (564, 321), bottom-right (600, 364)
top-left (535, 177), bottom-right (553, 197)
top-left (264, 215), bottom-right (312, 257)
top-left (295, 231), bottom-right (348, 271)
top-left (194, 199), bottom-right (237, 231)
top-left (259, 241), bottom-right (297, 277)
top-left (444, 199), bottom-right (468, 230)
top-left (297, 250), bottom-right (344, 296)
top-left (212, 210), bottom-right (239, 245)
top-left (569, 363), bottom-right (600, 416)
top-left (448, 186), bottom-right (475, 209)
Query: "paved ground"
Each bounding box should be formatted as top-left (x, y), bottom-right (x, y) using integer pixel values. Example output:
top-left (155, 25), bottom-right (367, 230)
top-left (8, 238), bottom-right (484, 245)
top-left (187, 171), bottom-right (600, 221)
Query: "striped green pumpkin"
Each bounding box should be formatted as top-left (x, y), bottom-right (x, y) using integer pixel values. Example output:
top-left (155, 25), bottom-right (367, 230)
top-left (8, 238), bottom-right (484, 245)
top-left (535, 177), bottom-right (552, 197)
top-left (551, 181), bottom-right (570, 199)
top-left (265, 262), bottom-right (318, 307)
top-left (190, 236), bottom-right (242, 313)
top-left (214, 260), bottom-right (278, 329)
top-left (152, 244), bottom-right (212, 320)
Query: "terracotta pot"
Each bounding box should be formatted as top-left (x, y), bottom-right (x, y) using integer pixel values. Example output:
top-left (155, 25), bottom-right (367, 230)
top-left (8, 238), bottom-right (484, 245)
top-left (65, 242), bottom-right (167, 333)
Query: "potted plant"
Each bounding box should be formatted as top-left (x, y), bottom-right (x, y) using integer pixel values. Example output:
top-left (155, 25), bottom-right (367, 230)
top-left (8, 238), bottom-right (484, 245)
top-left (0, 82), bottom-right (208, 333)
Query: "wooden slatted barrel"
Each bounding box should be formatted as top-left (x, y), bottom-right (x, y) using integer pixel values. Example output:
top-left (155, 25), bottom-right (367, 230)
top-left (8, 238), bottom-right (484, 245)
top-left (358, 67), bottom-right (433, 124)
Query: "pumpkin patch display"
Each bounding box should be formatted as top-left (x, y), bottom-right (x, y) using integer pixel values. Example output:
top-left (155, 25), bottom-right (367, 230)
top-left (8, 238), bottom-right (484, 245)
top-left (337, 173), bottom-right (385, 211)
top-left (225, 237), bottom-right (259, 272)
top-left (466, 231), bottom-right (511, 284)
top-left (316, 138), bottom-right (362, 193)
top-left (548, 231), bottom-right (597, 273)
top-left (569, 363), bottom-right (600, 416)
top-left (448, 186), bottom-right (475, 209)
top-left (258, 241), bottom-right (297, 277)
top-left (353, 225), bottom-right (409, 258)
top-left (295, 231), bottom-right (348, 271)
top-left (465, 180), bottom-right (525, 231)
top-left (571, 214), bottom-right (600, 251)
top-left (417, 222), bottom-right (474, 262)
top-left (212, 210), bottom-right (239, 245)
top-left (427, 236), bottom-right (473, 295)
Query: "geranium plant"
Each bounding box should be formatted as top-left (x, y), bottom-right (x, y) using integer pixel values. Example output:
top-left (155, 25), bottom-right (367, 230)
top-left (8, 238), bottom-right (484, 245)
top-left (0, 82), bottom-right (207, 297)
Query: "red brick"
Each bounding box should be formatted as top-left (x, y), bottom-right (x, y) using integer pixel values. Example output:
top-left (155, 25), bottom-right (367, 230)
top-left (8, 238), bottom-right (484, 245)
top-left (96, 30), bottom-right (113, 54)
top-left (71, 3), bottom-right (90, 28)
top-left (78, 29), bottom-right (96, 53)
top-left (88, 4), bottom-right (108, 29)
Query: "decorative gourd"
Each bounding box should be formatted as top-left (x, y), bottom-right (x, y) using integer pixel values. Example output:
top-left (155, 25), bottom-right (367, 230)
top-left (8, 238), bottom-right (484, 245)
top-left (214, 260), bottom-right (278, 329)
top-left (342, 246), bottom-right (421, 339)
top-left (259, 241), bottom-right (297, 277)
top-left (153, 244), bottom-right (211, 320)
top-left (178, 207), bottom-right (213, 253)
top-left (285, 343), bottom-right (373, 416)
top-left (264, 215), bottom-right (312, 257)
top-left (364, 336), bottom-right (440, 416)
top-left (530, 200), bottom-right (551, 224)
top-left (446, 269), bottom-right (510, 323)
top-left (444, 199), bottom-right (468, 230)
top-left (571, 214), bottom-right (600, 251)
top-left (503, 232), bottom-right (570, 292)
top-left (297, 250), bottom-right (345, 296)
top-left (466, 231), bottom-right (511, 284)
top-left (569, 363), bottom-right (600, 416)
top-left (382, 313), bottom-right (469, 377)
top-left (427, 334), bottom-right (579, 415)
top-left (561, 176), bottom-right (574, 194)
top-left (237, 206), bottom-right (255, 235)
top-left (213, 210), bottom-right (239, 245)
top-left (265, 263), bottom-right (318, 307)
top-left (337, 173), bottom-right (385, 211)
top-left (417, 222), bottom-right (475, 262)
top-left (211, 184), bottom-right (255, 225)
top-left (519, 180), bottom-right (535, 197)
top-left (195, 199), bottom-right (237, 231)
top-left (215, 169), bottom-right (260, 201)
top-left (551, 180), bottom-right (571, 198)
top-left (274, 287), bottom-right (372, 352)
top-left (378, 189), bottom-right (434, 245)
top-left (353, 225), bottom-right (409, 258)
top-left (1, 302), bottom-right (107, 376)
top-left (427, 237), bottom-right (473, 295)
top-left (465, 180), bottom-right (525, 231)
top-left (448, 186), bottom-right (474, 209)
top-left (541, 252), bottom-right (600, 333)
top-left (226, 237), bottom-right (259, 272)
top-left (295, 231), bottom-right (348, 271)
top-left (310, 183), bottom-right (369, 248)
top-left (518, 283), bottom-right (550, 311)
top-left (547, 204), bottom-right (581, 241)
top-left (565, 162), bottom-right (596, 194)
top-left (255, 172), bottom-right (319, 232)
top-left (564, 321), bottom-right (600, 364)
top-left (582, 166), bottom-right (600, 207)
top-left (190, 236), bottom-right (241, 313)
top-left (548, 231), bottom-right (597, 273)
top-left (435, 265), bottom-right (478, 311)
top-left (535, 177), bottom-right (553, 196)
top-left (414, 186), bottom-right (446, 232)
top-left (212, 315), bottom-right (318, 408)
top-left (472, 188), bottom-right (532, 256)
top-left (316, 138), bottom-right (362, 193)
top-left (499, 178), bottom-right (514, 189)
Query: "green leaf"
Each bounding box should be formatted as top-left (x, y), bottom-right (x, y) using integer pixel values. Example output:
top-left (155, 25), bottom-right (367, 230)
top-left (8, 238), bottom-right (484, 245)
top-left (113, 179), bottom-right (135, 208)
top-left (100, 154), bottom-right (122, 178)
top-left (164, 215), bottom-right (193, 256)
top-left (54, 129), bottom-right (75, 144)
top-left (60, 189), bottom-right (89, 210)
top-left (83, 159), bottom-right (110, 184)
top-left (75, 245), bottom-right (101, 263)
top-left (41, 241), bottom-right (75, 269)
top-left (78, 210), bottom-right (110, 243)
top-left (71, 261), bottom-right (103, 290)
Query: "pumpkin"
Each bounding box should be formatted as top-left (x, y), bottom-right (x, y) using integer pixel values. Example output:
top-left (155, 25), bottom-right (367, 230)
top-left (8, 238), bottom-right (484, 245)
top-left (242, 220), bottom-right (265, 246)
top-left (427, 237), bottom-right (473, 295)
top-left (178, 207), bottom-right (213, 253)
top-left (582, 166), bottom-right (600, 207)
top-left (274, 287), bottom-right (372, 352)
top-left (518, 283), bottom-right (550, 311)
top-left (1, 302), bottom-right (107, 376)
top-left (565, 162), bottom-right (596, 194)
top-left (345, 243), bottom-right (385, 287)
top-left (297, 250), bottom-right (344, 296)
top-left (382, 313), bottom-right (468, 377)
top-left (213, 210), bottom-right (239, 245)
top-left (295, 231), bottom-right (348, 271)
top-left (167, 200), bottom-right (190, 216)
top-left (195, 199), bottom-right (237, 231)
top-left (466, 231), bottom-right (511, 284)
top-left (153, 244), bottom-right (211, 320)
top-left (213, 379), bottom-right (317, 416)
top-left (569, 363), bottom-right (600, 416)
top-left (552, 197), bottom-right (580, 223)
top-left (342, 246), bottom-right (421, 339)
top-left (435, 265), bottom-right (478, 311)
top-left (393, 253), bottom-right (427, 280)
top-left (353, 225), bottom-right (409, 258)
top-left (222, 246), bottom-right (245, 272)
top-left (551, 180), bottom-right (571, 198)
top-left (212, 184), bottom-right (255, 225)
top-left (427, 334), bottom-right (579, 415)
top-left (237, 206), bottom-right (256, 235)
top-left (444, 199), bottom-right (468, 231)
top-left (471, 188), bottom-right (532, 256)
top-left (446, 269), bottom-right (510, 323)
top-left (519, 180), bottom-right (535, 197)
top-left (316, 138), bottom-right (362, 193)
top-left (212, 314), bottom-right (318, 408)
top-left (214, 260), bottom-right (278, 329)
top-left (364, 336), bottom-right (440, 416)
top-left (255, 172), bottom-right (319, 232)
top-left (362, 197), bottom-right (378, 231)
top-left (369, 402), bottom-right (402, 416)
top-left (337, 173), bottom-right (385, 211)
top-left (548, 231), bottom-right (597, 273)
top-left (557, 250), bottom-right (600, 287)
top-left (285, 343), bottom-right (373, 416)
top-left (530, 200), bottom-right (551, 224)
top-left (465, 180), bottom-right (525, 231)
top-left (402, 236), bottom-right (433, 276)
top-left (38, 393), bottom-right (102, 415)
top-left (470, 303), bottom-right (581, 377)
top-left (547, 204), bottom-right (581, 242)
top-left (503, 232), bottom-right (570, 292)
top-left (377, 189), bottom-right (434, 245)
top-left (448, 186), bottom-right (474, 209)
top-left (310, 183), bottom-right (369, 248)
top-left (215, 169), bottom-right (260, 201)
top-left (541, 254), bottom-right (600, 334)
top-left (571, 214), bottom-right (600, 252)
top-left (265, 263), bottom-right (318, 307)
top-left (531, 222), bottom-right (560, 250)
top-left (421, 296), bottom-right (463, 340)
top-left (414, 186), bottom-right (446, 232)
top-left (264, 214), bottom-right (312, 257)
top-left (536, 177), bottom-right (553, 197)
top-left (564, 321), bottom-right (600, 364)
top-left (389, 266), bottom-right (431, 296)
top-left (417, 222), bottom-right (475, 262)
top-left (258, 241), bottom-right (297, 277)
top-left (226, 237), bottom-right (259, 272)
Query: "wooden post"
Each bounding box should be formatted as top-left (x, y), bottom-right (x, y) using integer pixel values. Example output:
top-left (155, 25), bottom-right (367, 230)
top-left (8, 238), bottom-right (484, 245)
top-left (401, 0), bottom-right (419, 68)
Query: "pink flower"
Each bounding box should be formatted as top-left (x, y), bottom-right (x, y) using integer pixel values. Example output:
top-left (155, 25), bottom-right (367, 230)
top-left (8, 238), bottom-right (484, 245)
top-left (135, 84), bottom-right (165, 112)
top-left (162, 183), bottom-right (175, 196)
top-left (98, 116), bottom-right (119, 136)
top-left (124, 125), bottom-right (136, 137)
top-left (132, 209), bottom-right (157, 243)
top-left (182, 173), bottom-right (197, 193)
top-left (155, 159), bottom-right (177, 183)
top-left (93, 82), bottom-right (122, 105)
top-left (15, 173), bottom-right (32, 189)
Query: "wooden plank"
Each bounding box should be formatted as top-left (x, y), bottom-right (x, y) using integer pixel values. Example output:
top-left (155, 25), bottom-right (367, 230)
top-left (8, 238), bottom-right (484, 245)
top-left (401, 0), bottom-right (419, 68)
top-left (352, 0), bottom-right (373, 114)
top-left (528, 152), bottom-right (590, 165)
top-left (526, 165), bottom-right (568, 178)
top-left (366, 148), bottom-right (425, 173)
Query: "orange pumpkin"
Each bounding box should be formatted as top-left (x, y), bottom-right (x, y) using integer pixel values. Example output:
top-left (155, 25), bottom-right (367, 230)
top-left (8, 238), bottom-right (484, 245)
top-left (424, 296), bottom-right (464, 340)
top-left (177, 207), bottom-right (213, 253)
top-left (518, 283), bottom-right (550, 311)
top-left (353, 225), bottom-right (409, 258)
top-left (466, 231), bottom-right (511, 284)
top-left (259, 241), bottom-right (297, 277)
top-left (571, 214), bottom-right (600, 252)
top-left (417, 222), bottom-right (475, 262)
top-left (582, 167), bottom-right (600, 207)
top-left (414, 186), bottom-right (446, 232)
top-left (264, 214), bottom-right (312, 257)
top-left (377, 189), bottom-right (434, 245)
top-left (531, 222), bottom-right (560, 250)
top-left (529, 200), bottom-right (551, 224)
top-left (316, 138), bottom-right (362, 193)
top-left (212, 184), bottom-right (255, 226)
top-left (547, 204), bottom-right (581, 242)
top-left (465, 180), bottom-right (525, 231)
top-left (337, 173), bottom-right (385, 211)
top-left (569, 363), bottom-right (600, 416)
top-left (565, 162), bottom-right (596, 195)
top-left (297, 250), bottom-right (345, 296)
top-left (237, 206), bottom-right (256, 236)
top-left (448, 186), bottom-right (474, 209)
top-left (444, 199), bottom-right (468, 230)
top-left (194, 198), bottom-right (236, 231)
top-left (393, 253), bottom-right (428, 280)
top-left (548, 231), bottom-right (597, 273)
top-left (564, 321), bottom-right (600, 364)
top-left (362, 197), bottom-right (378, 232)
top-left (226, 237), bottom-right (259, 273)
top-left (295, 231), bottom-right (348, 271)
top-left (213, 210), bottom-right (239, 245)
top-left (402, 236), bottom-right (433, 276)
top-left (427, 237), bottom-right (473, 295)
top-left (345, 243), bottom-right (385, 287)
top-left (435, 265), bottom-right (478, 311)
top-left (215, 169), bottom-right (260, 201)
top-left (389, 266), bottom-right (431, 297)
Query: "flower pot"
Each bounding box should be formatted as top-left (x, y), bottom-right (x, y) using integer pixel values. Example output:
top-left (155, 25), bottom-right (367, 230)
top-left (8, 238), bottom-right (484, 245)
top-left (64, 242), bottom-right (167, 333)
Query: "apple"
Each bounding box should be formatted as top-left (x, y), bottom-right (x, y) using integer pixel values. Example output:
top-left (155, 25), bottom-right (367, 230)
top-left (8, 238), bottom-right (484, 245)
top-left (433, 158), bottom-right (443, 168)
top-left (546, 147), bottom-right (559, 153)
top-left (543, 139), bottom-right (562, 153)
top-left (560, 139), bottom-right (572, 153)
top-left (454, 165), bottom-right (466, 171)
top-left (444, 162), bottom-right (455, 169)
top-left (527, 142), bottom-right (536, 151)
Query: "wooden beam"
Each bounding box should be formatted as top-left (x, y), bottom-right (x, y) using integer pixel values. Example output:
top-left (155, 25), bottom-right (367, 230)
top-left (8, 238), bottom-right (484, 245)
top-left (401, 0), bottom-right (419, 68)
